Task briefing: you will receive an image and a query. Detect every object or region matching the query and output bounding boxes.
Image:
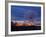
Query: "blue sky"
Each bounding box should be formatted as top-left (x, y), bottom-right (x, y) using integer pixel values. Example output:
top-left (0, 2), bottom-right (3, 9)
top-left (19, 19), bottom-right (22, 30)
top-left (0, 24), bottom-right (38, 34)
top-left (11, 6), bottom-right (41, 21)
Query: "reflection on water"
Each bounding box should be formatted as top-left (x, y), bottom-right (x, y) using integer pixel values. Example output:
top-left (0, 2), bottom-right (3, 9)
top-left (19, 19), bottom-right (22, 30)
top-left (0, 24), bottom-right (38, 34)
top-left (11, 6), bottom-right (41, 31)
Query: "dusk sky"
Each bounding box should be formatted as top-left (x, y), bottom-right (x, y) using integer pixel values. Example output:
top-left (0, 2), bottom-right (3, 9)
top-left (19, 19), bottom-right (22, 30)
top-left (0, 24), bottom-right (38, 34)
top-left (11, 6), bottom-right (41, 21)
